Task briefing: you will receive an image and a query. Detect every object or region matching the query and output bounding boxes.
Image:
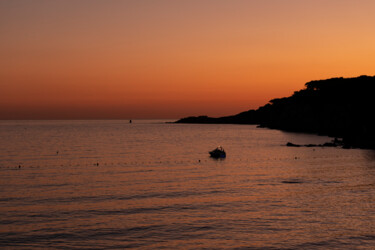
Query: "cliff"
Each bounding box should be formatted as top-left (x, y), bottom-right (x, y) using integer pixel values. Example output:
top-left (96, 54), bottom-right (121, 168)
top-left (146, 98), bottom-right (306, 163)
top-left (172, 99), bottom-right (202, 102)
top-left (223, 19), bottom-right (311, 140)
top-left (175, 75), bottom-right (375, 149)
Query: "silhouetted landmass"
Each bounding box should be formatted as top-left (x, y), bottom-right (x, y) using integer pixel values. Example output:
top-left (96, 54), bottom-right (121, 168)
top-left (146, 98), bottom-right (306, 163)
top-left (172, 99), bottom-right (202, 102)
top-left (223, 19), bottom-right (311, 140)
top-left (176, 75), bottom-right (375, 149)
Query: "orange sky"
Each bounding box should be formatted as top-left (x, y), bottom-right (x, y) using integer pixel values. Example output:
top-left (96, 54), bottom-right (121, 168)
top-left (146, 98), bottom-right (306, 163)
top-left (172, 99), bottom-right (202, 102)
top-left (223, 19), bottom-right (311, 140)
top-left (1, 0), bottom-right (375, 119)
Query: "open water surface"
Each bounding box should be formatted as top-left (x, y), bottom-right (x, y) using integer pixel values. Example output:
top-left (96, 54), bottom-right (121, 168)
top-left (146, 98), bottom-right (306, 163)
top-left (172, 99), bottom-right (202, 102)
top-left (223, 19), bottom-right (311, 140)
top-left (0, 120), bottom-right (374, 249)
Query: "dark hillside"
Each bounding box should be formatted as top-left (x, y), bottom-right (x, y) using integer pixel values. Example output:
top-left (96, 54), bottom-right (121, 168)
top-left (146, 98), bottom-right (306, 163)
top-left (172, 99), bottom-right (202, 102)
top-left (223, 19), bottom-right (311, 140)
top-left (176, 75), bottom-right (375, 149)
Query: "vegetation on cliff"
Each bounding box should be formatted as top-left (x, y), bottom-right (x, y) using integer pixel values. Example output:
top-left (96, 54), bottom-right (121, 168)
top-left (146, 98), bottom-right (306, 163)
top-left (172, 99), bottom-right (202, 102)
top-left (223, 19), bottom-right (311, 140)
top-left (176, 75), bottom-right (375, 149)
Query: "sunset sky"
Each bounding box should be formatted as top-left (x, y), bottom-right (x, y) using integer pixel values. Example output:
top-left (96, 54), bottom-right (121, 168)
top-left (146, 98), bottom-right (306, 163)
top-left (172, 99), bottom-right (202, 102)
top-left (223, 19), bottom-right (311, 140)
top-left (1, 0), bottom-right (374, 119)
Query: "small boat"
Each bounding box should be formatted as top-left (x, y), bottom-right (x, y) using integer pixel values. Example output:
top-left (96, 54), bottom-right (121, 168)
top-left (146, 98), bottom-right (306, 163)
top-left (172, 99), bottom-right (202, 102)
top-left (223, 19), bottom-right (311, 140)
top-left (209, 146), bottom-right (226, 158)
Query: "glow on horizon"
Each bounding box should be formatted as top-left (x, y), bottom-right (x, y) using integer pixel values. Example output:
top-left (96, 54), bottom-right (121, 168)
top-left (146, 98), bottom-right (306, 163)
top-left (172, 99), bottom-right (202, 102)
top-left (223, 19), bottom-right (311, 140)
top-left (1, 0), bottom-right (375, 119)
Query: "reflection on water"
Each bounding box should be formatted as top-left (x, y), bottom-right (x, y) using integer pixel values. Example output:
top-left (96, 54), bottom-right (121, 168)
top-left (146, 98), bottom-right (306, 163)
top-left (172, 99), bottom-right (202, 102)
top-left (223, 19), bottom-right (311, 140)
top-left (364, 150), bottom-right (375, 163)
top-left (0, 120), bottom-right (374, 249)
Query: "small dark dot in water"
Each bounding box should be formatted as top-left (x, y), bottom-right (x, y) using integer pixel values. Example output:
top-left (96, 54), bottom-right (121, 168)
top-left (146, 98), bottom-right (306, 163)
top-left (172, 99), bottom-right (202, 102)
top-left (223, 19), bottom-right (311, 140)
top-left (18, 165), bottom-right (21, 168)
top-left (198, 159), bottom-right (201, 162)
top-left (56, 151), bottom-right (59, 155)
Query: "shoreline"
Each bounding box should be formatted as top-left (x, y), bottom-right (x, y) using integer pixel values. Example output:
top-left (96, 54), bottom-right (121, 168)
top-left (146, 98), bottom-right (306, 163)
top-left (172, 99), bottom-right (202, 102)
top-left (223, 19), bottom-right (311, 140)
top-left (175, 75), bottom-right (375, 150)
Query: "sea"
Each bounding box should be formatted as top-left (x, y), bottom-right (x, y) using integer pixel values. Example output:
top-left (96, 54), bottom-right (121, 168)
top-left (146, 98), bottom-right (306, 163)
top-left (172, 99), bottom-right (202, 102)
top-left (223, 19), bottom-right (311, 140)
top-left (0, 120), bottom-right (374, 249)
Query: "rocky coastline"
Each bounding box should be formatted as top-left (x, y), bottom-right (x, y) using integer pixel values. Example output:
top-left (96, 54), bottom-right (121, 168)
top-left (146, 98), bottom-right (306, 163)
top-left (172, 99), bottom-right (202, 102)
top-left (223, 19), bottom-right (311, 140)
top-left (175, 75), bottom-right (375, 149)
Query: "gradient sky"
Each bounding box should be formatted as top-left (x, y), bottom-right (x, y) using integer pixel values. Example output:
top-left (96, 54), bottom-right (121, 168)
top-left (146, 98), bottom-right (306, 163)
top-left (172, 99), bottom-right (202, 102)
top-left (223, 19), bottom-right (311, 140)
top-left (1, 0), bottom-right (374, 119)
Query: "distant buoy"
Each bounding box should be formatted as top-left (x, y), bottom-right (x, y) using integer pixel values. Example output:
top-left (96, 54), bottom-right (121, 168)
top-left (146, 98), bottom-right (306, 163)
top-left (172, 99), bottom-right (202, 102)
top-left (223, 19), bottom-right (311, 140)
top-left (129, 120), bottom-right (132, 123)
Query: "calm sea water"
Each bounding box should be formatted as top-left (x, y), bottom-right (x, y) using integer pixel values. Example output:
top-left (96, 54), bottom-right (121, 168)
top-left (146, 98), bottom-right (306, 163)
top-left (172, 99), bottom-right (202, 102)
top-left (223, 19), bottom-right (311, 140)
top-left (0, 120), bottom-right (374, 249)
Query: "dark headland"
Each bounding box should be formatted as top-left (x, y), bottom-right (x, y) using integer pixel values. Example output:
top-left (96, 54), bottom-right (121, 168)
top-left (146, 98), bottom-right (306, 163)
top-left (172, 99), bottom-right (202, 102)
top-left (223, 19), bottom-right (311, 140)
top-left (175, 75), bottom-right (375, 149)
